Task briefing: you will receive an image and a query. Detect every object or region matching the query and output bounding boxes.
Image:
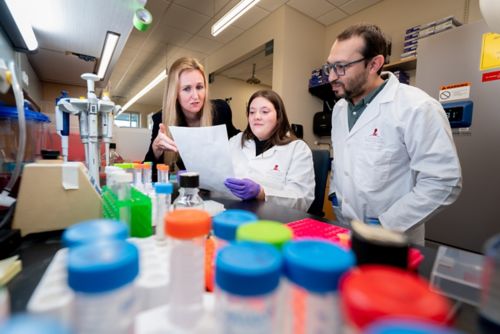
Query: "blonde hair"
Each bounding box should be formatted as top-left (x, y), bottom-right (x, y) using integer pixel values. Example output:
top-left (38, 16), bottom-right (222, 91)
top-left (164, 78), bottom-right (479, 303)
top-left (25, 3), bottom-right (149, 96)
top-left (161, 57), bottom-right (212, 167)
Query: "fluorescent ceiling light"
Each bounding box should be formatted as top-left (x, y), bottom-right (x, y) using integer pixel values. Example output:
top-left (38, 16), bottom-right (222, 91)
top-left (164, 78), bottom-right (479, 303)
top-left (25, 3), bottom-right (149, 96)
top-left (1, 0), bottom-right (38, 51)
top-left (120, 70), bottom-right (167, 114)
top-left (97, 31), bottom-right (120, 79)
top-left (211, 0), bottom-right (260, 37)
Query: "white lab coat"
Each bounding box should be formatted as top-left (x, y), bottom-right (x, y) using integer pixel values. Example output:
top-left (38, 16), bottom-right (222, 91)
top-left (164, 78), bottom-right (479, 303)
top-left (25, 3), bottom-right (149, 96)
top-left (229, 133), bottom-right (315, 212)
top-left (329, 72), bottom-right (462, 244)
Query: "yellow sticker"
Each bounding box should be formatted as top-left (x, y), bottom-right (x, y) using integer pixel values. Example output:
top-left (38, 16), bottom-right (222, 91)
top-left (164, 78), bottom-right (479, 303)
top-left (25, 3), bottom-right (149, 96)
top-left (480, 33), bottom-right (500, 71)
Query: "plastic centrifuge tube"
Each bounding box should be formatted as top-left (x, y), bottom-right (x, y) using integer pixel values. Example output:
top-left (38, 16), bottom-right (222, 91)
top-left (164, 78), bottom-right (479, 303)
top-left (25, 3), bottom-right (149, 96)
top-left (154, 182), bottom-right (173, 243)
top-left (282, 239), bottom-right (355, 334)
top-left (165, 209), bottom-right (211, 330)
top-left (142, 163), bottom-right (153, 194)
top-left (68, 240), bottom-right (139, 334)
top-left (132, 163), bottom-right (143, 190)
top-left (215, 242), bottom-right (283, 333)
top-left (157, 164), bottom-right (169, 183)
top-left (112, 173), bottom-right (132, 228)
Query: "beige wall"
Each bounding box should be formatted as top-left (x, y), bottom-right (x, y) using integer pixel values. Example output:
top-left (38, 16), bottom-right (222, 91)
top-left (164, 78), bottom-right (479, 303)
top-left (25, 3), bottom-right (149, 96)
top-left (209, 75), bottom-right (270, 131)
top-left (280, 6), bottom-right (325, 146)
top-left (205, 8), bottom-right (285, 88)
top-left (324, 0), bottom-right (483, 61)
top-left (206, 5), bottom-right (326, 146)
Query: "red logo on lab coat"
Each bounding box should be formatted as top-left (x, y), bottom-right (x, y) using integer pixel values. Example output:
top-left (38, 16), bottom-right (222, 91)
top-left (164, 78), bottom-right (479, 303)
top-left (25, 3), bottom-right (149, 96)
top-left (371, 128), bottom-right (378, 136)
top-left (273, 164), bottom-right (279, 171)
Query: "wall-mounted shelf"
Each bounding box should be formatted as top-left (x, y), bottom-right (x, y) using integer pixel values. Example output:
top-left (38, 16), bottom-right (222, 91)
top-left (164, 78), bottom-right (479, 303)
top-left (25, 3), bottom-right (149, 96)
top-left (309, 83), bottom-right (335, 102)
top-left (383, 56), bottom-right (417, 72)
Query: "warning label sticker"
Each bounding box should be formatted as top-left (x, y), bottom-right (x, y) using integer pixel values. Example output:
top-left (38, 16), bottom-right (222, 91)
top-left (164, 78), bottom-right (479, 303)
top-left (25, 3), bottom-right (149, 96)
top-left (438, 82), bottom-right (471, 102)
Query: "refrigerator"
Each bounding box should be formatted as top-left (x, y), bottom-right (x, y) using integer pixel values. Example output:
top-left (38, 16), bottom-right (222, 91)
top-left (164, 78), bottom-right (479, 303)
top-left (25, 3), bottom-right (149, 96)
top-left (416, 20), bottom-right (500, 253)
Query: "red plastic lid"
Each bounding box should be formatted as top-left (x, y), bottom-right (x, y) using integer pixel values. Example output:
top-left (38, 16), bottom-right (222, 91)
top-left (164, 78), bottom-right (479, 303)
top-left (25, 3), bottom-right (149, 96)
top-left (340, 265), bottom-right (452, 329)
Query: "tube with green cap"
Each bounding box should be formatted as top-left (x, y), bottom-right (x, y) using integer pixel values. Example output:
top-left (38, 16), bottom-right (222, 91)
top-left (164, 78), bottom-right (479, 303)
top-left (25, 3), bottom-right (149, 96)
top-left (236, 220), bottom-right (293, 250)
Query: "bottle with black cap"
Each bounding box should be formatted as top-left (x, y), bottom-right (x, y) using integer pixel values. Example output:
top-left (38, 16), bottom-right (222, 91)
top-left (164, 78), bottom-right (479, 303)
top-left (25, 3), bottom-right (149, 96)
top-left (173, 172), bottom-right (204, 210)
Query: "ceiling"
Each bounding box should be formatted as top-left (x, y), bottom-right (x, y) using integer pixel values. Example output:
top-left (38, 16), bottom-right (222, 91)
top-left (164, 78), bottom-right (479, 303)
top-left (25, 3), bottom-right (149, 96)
top-left (27, 0), bottom-right (383, 108)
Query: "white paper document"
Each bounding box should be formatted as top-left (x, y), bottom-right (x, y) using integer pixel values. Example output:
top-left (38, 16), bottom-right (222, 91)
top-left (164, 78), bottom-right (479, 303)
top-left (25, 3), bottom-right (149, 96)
top-left (169, 125), bottom-right (238, 199)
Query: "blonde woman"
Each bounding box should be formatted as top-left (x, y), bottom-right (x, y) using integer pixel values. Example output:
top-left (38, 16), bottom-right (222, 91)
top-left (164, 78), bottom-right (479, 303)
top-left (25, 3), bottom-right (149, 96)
top-left (144, 57), bottom-right (239, 180)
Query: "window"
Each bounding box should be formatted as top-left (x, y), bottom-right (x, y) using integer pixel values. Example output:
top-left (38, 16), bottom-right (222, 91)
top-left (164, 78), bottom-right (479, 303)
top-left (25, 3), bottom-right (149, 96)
top-left (114, 112), bottom-right (140, 128)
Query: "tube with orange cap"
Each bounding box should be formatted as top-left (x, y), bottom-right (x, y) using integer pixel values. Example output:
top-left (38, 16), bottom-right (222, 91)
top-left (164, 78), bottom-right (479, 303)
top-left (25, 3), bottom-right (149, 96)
top-left (157, 164), bottom-right (169, 183)
top-left (165, 209), bottom-right (211, 330)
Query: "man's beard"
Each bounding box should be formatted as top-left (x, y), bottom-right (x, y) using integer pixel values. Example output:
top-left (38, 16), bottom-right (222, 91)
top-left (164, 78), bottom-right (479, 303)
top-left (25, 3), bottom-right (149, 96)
top-left (332, 71), bottom-right (368, 102)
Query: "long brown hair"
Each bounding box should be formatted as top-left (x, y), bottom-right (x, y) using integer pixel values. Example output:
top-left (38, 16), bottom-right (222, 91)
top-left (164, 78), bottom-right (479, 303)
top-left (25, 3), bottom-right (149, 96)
top-left (162, 57), bottom-right (212, 167)
top-left (241, 89), bottom-right (296, 148)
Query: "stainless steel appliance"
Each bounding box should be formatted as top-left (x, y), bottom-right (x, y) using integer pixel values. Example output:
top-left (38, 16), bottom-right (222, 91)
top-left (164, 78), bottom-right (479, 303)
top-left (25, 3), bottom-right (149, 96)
top-left (417, 20), bottom-right (500, 253)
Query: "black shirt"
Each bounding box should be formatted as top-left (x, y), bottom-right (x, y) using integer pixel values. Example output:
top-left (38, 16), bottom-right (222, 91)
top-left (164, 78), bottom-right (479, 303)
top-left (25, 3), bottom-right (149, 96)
top-left (143, 99), bottom-right (240, 181)
top-left (254, 137), bottom-right (273, 156)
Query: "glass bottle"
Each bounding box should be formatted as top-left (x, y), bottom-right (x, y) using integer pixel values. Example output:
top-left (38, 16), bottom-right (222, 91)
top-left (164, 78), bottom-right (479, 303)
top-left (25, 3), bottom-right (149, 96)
top-left (173, 172), bottom-right (204, 210)
top-left (108, 143), bottom-right (123, 165)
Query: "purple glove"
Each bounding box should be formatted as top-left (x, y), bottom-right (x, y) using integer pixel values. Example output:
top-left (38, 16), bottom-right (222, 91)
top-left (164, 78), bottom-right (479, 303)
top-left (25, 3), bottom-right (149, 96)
top-left (224, 178), bottom-right (260, 200)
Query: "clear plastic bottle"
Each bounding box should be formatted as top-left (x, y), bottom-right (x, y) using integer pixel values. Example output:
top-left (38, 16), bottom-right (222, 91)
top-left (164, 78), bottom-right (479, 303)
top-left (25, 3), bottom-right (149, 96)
top-left (282, 239), bottom-right (355, 334)
top-left (479, 234), bottom-right (500, 331)
top-left (212, 209), bottom-right (258, 248)
top-left (67, 240), bottom-right (139, 334)
top-left (154, 182), bottom-right (173, 243)
top-left (0, 314), bottom-right (72, 334)
top-left (62, 219), bottom-right (129, 248)
top-left (172, 172), bottom-right (204, 210)
top-left (165, 209), bottom-right (211, 330)
top-left (215, 242), bottom-right (283, 333)
top-left (110, 173), bottom-right (132, 228)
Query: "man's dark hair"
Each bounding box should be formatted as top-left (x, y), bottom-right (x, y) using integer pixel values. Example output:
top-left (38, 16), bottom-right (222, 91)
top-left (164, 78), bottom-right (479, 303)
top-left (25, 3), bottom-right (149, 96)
top-left (337, 24), bottom-right (388, 75)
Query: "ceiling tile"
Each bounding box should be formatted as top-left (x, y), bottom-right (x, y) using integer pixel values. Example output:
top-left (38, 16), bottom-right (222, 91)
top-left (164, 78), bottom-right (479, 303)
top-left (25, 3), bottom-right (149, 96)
top-left (317, 8), bottom-right (348, 26)
top-left (125, 32), bottom-right (149, 50)
top-left (183, 36), bottom-right (224, 54)
top-left (257, 0), bottom-right (288, 12)
top-left (165, 46), bottom-right (208, 65)
top-left (145, 0), bottom-right (173, 23)
top-left (174, 0), bottom-right (215, 17)
top-left (215, 0), bottom-right (233, 13)
top-left (140, 82), bottom-right (165, 106)
top-left (152, 24), bottom-right (193, 45)
top-left (340, 0), bottom-right (382, 15)
top-left (231, 5), bottom-right (270, 30)
top-left (326, 0), bottom-right (350, 6)
top-left (287, 0), bottom-right (335, 19)
top-left (162, 3), bottom-right (211, 34)
top-left (30, 49), bottom-right (95, 86)
top-left (198, 19), bottom-right (245, 44)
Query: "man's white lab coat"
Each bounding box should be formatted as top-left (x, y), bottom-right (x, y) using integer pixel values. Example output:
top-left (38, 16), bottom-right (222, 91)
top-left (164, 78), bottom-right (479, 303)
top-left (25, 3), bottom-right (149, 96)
top-left (329, 72), bottom-right (462, 244)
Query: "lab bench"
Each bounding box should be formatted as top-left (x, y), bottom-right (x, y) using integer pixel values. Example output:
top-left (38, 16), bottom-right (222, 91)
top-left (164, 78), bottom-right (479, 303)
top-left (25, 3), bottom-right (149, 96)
top-left (5, 196), bottom-right (483, 333)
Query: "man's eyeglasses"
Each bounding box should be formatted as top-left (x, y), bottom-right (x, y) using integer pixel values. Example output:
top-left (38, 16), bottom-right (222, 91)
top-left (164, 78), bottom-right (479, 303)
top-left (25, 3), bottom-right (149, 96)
top-left (322, 58), bottom-right (366, 77)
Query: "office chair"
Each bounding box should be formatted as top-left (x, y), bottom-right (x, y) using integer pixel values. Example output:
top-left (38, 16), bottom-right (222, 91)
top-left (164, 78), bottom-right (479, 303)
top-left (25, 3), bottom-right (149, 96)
top-left (308, 149), bottom-right (331, 217)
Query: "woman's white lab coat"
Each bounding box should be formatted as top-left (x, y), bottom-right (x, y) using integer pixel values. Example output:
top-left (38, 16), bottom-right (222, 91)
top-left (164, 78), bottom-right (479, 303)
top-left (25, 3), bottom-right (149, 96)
top-left (329, 72), bottom-right (462, 244)
top-left (229, 133), bottom-right (315, 212)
